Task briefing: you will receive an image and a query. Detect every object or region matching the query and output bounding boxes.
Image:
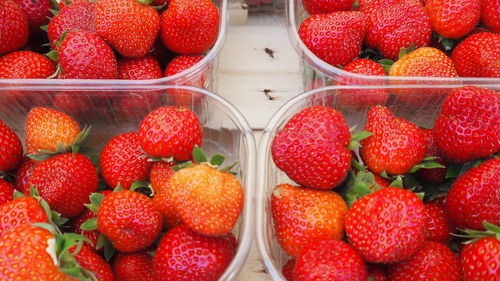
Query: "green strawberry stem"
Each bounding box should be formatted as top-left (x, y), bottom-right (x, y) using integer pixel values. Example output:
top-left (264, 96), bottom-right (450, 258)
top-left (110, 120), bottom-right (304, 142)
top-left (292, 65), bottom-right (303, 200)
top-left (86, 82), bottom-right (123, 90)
top-left (15, 187), bottom-right (69, 228)
top-left (408, 156), bottom-right (446, 173)
top-left (454, 221), bottom-right (500, 244)
top-left (347, 131), bottom-right (372, 151)
top-left (136, 0), bottom-right (153, 4)
top-left (173, 145), bottom-right (238, 173)
top-left (96, 234), bottom-right (116, 261)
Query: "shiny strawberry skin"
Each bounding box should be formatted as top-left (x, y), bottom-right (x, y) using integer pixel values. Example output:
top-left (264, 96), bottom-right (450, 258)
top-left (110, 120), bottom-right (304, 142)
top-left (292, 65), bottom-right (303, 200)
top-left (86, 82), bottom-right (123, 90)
top-left (272, 106), bottom-right (351, 190)
top-left (451, 32), bottom-right (500, 78)
top-left (153, 224), bottom-right (236, 281)
top-left (113, 251), bottom-right (154, 281)
top-left (302, 0), bottom-right (355, 14)
top-left (29, 152), bottom-right (99, 218)
top-left (0, 0), bottom-right (29, 55)
top-left (14, 0), bottom-right (52, 31)
top-left (0, 50), bottom-right (55, 79)
top-left (282, 258), bottom-right (296, 281)
top-left (14, 157), bottom-right (35, 193)
top-left (416, 128), bottom-right (448, 183)
top-left (160, 0), bottom-right (219, 54)
top-left (424, 202), bottom-right (453, 243)
top-left (0, 196), bottom-right (48, 237)
top-left (388, 241), bottom-right (461, 281)
top-left (100, 132), bottom-right (154, 190)
top-left (164, 55), bottom-right (204, 78)
top-left (0, 179), bottom-right (14, 205)
top-left (460, 237), bottom-right (500, 281)
top-left (345, 187), bottom-right (426, 263)
top-left (71, 245), bottom-right (115, 281)
top-left (97, 190), bottom-right (162, 252)
top-left (445, 157), bottom-right (500, 230)
top-left (150, 161), bottom-right (180, 230)
top-left (389, 47), bottom-right (459, 78)
top-left (95, 0), bottom-right (160, 58)
top-left (434, 86), bottom-right (499, 163)
top-left (138, 106), bottom-right (202, 161)
top-left (360, 105), bottom-right (427, 175)
top-left (0, 120), bottom-right (22, 172)
top-left (118, 56), bottom-right (162, 80)
top-left (271, 184), bottom-right (348, 257)
top-left (164, 55), bottom-right (205, 106)
top-left (298, 11), bottom-right (366, 66)
top-left (481, 0), bottom-right (500, 32)
top-left (425, 0), bottom-right (481, 39)
top-left (293, 239), bottom-right (368, 281)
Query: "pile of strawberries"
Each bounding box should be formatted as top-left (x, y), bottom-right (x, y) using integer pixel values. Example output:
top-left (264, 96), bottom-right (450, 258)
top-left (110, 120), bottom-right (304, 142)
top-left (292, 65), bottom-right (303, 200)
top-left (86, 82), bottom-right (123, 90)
top-left (298, 0), bottom-right (500, 79)
top-left (0, 105), bottom-right (243, 280)
top-left (0, 0), bottom-right (219, 80)
top-left (270, 86), bottom-right (499, 281)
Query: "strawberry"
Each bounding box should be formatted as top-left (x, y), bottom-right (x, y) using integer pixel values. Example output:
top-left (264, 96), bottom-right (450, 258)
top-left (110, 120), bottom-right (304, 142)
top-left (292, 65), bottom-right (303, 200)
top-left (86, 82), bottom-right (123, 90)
top-left (0, 179), bottom-right (14, 205)
top-left (271, 106), bottom-right (352, 190)
top-left (363, 0), bottom-right (432, 60)
top-left (0, 0), bottom-right (28, 55)
top-left (367, 265), bottom-right (387, 281)
top-left (293, 239), bottom-right (368, 281)
top-left (58, 0), bottom-right (90, 9)
top-left (58, 31), bottom-right (118, 79)
top-left (118, 56), bottom-right (162, 80)
top-left (94, 0), bottom-right (160, 58)
top-left (345, 187), bottom-right (426, 263)
top-left (153, 224), bottom-right (236, 281)
top-left (451, 32), bottom-right (500, 77)
top-left (160, 0), bottom-right (219, 54)
top-left (388, 241), bottom-right (461, 281)
top-left (0, 120), bottom-right (22, 172)
top-left (302, 0), bottom-right (355, 14)
top-left (164, 55), bottom-right (205, 106)
top-left (360, 106), bottom-right (427, 175)
top-left (425, 0), bottom-right (481, 39)
top-left (416, 128), bottom-right (448, 184)
top-left (164, 55), bottom-right (204, 79)
top-left (14, 0), bottom-right (52, 32)
top-left (150, 161), bottom-right (181, 230)
top-left (461, 236), bottom-right (500, 281)
top-left (445, 157), bottom-right (500, 230)
top-left (388, 47), bottom-right (458, 78)
top-left (282, 258), bottom-right (296, 281)
top-left (13, 157), bottom-right (35, 193)
top-left (424, 202), bottom-right (453, 243)
top-left (138, 106), bottom-right (202, 161)
top-left (29, 152), bottom-right (99, 218)
top-left (0, 195), bottom-right (49, 237)
top-left (434, 86), bottom-right (499, 163)
top-left (271, 184), bottom-right (347, 257)
top-left (47, 1), bottom-right (96, 49)
top-left (0, 50), bottom-right (55, 78)
top-left (100, 132), bottom-right (154, 190)
top-left (113, 251), bottom-right (155, 281)
top-left (71, 245), bottom-right (115, 281)
top-left (481, 0), bottom-right (500, 32)
top-left (298, 11), bottom-right (366, 66)
top-left (113, 93), bottom-right (161, 121)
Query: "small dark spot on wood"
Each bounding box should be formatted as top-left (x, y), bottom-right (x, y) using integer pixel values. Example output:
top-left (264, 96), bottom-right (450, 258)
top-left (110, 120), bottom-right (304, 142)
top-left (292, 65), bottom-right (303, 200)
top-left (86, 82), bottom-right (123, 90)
top-left (263, 89), bottom-right (274, 100)
top-left (265, 48), bottom-right (275, 58)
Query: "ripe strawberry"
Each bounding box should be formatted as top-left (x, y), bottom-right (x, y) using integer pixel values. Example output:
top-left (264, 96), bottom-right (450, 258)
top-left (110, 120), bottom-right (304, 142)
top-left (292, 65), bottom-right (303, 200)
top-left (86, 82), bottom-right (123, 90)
top-left (282, 258), bottom-right (296, 281)
top-left (100, 132), bottom-right (154, 190)
top-left (272, 184), bottom-right (347, 257)
top-left (14, 0), bottom-right (52, 32)
top-left (71, 245), bottom-right (115, 281)
top-left (150, 161), bottom-right (180, 230)
top-left (434, 86), bottom-right (499, 163)
top-left (388, 241), bottom-right (461, 280)
top-left (0, 196), bottom-right (49, 237)
top-left (425, 0), bottom-right (480, 39)
top-left (360, 106), bottom-right (427, 175)
top-left (0, 179), bottom-right (14, 205)
top-left (388, 47), bottom-right (458, 78)
top-left (138, 106), bottom-right (202, 161)
top-left (58, 0), bottom-right (90, 9)
top-left (451, 32), bottom-right (500, 77)
top-left (298, 12), bottom-right (366, 66)
top-left (164, 55), bottom-right (204, 78)
top-left (160, 0), bottom-right (219, 54)
top-left (13, 157), bottom-right (35, 193)
top-left (153, 224), bottom-right (236, 281)
top-left (47, 1), bottom-right (96, 49)
top-left (446, 157), bottom-right (500, 230)
top-left (481, 0), bottom-right (500, 32)
top-left (345, 187), bottom-right (426, 263)
top-left (416, 128), bottom-right (448, 183)
top-left (461, 236), bottom-right (500, 281)
top-left (0, 51), bottom-right (55, 79)
top-left (94, 0), bottom-right (160, 58)
top-left (424, 202), bottom-right (453, 243)
top-left (113, 251), bottom-right (155, 281)
top-left (293, 239), bottom-right (368, 281)
top-left (363, 0), bottom-right (432, 60)
top-left (164, 55), bottom-right (205, 106)
top-left (0, 120), bottom-right (22, 172)
top-left (367, 265), bottom-right (387, 281)
top-left (302, 0), bottom-right (355, 14)
top-left (118, 56), bottom-right (162, 80)
top-left (0, 0), bottom-right (28, 55)
top-left (58, 31), bottom-right (118, 79)
top-left (96, 190), bottom-right (162, 252)
top-left (271, 106), bottom-right (351, 190)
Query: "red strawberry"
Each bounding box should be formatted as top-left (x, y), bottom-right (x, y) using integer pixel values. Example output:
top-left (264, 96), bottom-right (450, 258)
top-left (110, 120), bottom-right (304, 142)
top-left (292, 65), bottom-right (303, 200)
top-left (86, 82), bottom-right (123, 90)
top-left (445, 157), bottom-right (500, 230)
top-left (293, 239), bottom-right (368, 281)
top-left (118, 56), bottom-right (162, 80)
top-left (164, 55), bottom-right (205, 106)
top-left (138, 106), bottom-right (202, 161)
top-left (153, 224), bottom-right (236, 281)
top-left (58, 31), bottom-right (118, 79)
top-left (345, 187), bottom-right (426, 263)
top-left (363, 0), bottom-right (432, 60)
top-left (425, 0), bottom-right (481, 39)
top-left (0, 120), bottom-right (22, 172)
top-left (424, 202), bottom-right (453, 243)
top-left (302, 0), bottom-right (355, 14)
top-left (100, 132), bottom-right (154, 190)
top-left (388, 241), bottom-right (461, 281)
top-left (0, 179), bottom-right (14, 205)
top-left (481, 0), bottom-right (500, 32)
top-left (0, 0), bottom-right (28, 55)
top-left (94, 0), bottom-right (160, 58)
top-left (451, 32), bottom-right (500, 78)
top-left (434, 86), bottom-right (499, 163)
top-left (0, 196), bottom-right (48, 237)
top-left (14, 157), bottom-right (35, 193)
top-left (360, 106), bottom-right (427, 175)
top-left (47, 1), bottom-right (96, 49)
top-left (14, 0), bottom-right (52, 32)
top-left (0, 51), bottom-right (55, 79)
top-left (416, 128), bottom-right (448, 183)
top-left (367, 265), bottom-right (387, 281)
top-left (29, 152), bottom-right (99, 218)
top-left (164, 55), bottom-right (204, 79)
top-left (282, 258), bottom-right (296, 281)
top-left (150, 161), bottom-right (180, 230)
top-left (272, 106), bottom-right (351, 190)
top-left (160, 0), bottom-right (219, 54)
top-left (461, 236), bottom-right (500, 281)
top-left (58, 0), bottom-right (90, 9)
top-left (113, 251), bottom-right (154, 281)
top-left (71, 245), bottom-right (115, 281)
top-left (272, 184), bottom-right (348, 257)
top-left (298, 12), bottom-right (366, 66)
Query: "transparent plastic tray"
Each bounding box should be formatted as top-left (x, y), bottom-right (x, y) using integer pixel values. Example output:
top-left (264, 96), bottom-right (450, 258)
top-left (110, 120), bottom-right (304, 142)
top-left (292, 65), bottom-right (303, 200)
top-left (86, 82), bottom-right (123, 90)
top-left (0, 85), bottom-right (255, 281)
top-left (256, 84), bottom-right (500, 281)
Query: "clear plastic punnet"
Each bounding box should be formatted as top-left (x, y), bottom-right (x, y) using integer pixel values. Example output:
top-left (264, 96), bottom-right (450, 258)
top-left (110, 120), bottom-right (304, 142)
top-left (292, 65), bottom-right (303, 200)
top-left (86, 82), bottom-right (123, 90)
top-left (256, 84), bottom-right (500, 281)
